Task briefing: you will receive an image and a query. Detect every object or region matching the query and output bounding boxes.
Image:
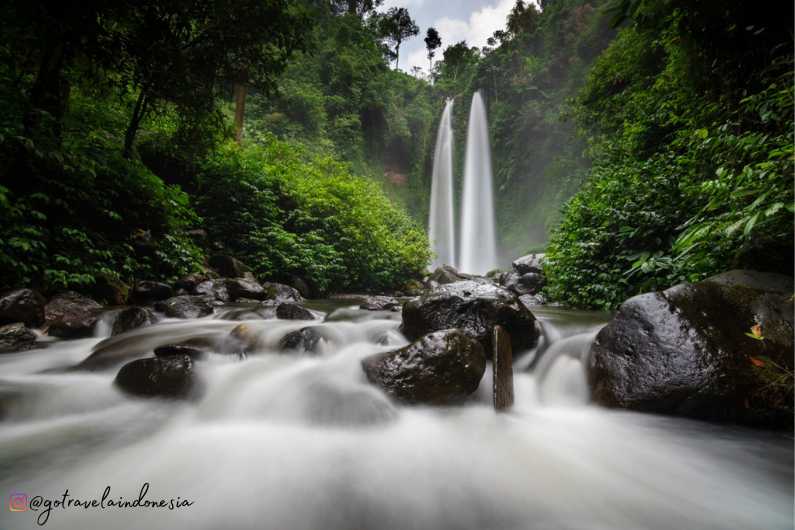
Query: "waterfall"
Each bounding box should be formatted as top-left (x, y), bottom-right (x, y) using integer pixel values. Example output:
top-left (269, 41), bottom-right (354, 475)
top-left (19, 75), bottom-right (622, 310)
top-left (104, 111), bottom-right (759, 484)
top-left (459, 90), bottom-right (497, 275)
top-left (428, 99), bottom-right (456, 269)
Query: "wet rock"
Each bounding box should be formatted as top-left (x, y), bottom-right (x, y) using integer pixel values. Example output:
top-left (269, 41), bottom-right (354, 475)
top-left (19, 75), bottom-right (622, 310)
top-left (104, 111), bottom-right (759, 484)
top-left (130, 281), bottom-right (173, 305)
top-left (518, 293), bottom-right (546, 310)
top-left (154, 295), bottom-right (214, 319)
top-left (279, 326), bottom-right (325, 354)
top-left (44, 291), bottom-right (102, 337)
top-left (588, 270), bottom-right (794, 428)
top-left (401, 280), bottom-right (539, 354)
top-left (174, 272), bottom-right (213, 293)
top-left (276, 302), bottom-right (315, 320)
top-left (223, 323), bottom-right (260, 354)
top-left (88, 274), bottom-right (129, 305)
top-left (111, 307), bottom-right (157, 336)
top-left (360, 296), bottom-right (401, 312)
top-left (208, 255), bottom-right (251, 278)
top-left (428, 265), bottom-right (468, 285)
top-left (501, 271), bottom-right (545, 296)
top-left (0, 288), bottom-right (46, 327)
top-left (262, 282), bottom-right (303, 303)
top-left (195, 279), bottom-right (230, 303)
top-left (114, 355), bottom-right (197, 399)
top-left (0, 322), bottom-right (37, 353)
top-left (512, 253), bottom-right (544, 274)
top-left (226, 278), bottom-right (266, 301)
top-left (154, 344), bottom-right (208, 361)
top-left (362, 329), bottom-right (486, 405)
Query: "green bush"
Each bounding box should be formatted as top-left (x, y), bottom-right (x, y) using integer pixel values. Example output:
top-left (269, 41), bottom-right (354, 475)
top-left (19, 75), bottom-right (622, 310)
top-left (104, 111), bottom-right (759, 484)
top-left (196, 134), bottom-right (430, 294)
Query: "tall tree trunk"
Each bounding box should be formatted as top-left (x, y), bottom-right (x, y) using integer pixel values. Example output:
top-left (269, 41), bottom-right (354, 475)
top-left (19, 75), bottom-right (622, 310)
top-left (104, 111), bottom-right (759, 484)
top-left (24, 37), bottom-right (70, 147)
top-left (233, 82), bottom-right (248, 144)
top-left (123, 90), bottom-right (148, 159)
top-left (395, 42), bottom-right (400, 71)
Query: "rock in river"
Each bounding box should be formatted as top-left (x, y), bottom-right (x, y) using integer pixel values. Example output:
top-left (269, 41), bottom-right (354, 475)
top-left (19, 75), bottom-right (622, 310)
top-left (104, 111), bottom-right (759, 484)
top-left (154, 295), bottom-right (214, 319)
top-left (0, 288), bottom-right (46, 327)
top-left (401, 280), bottom-right (538, 354)
top-left (114, 354), bottom-right (198, 399)
top-left (361, 329), bottom-right (486, 405)
top-left (44, 291), bottom-right (102, 337)
top-left (111, 306), bottom-right (157, 336)
top-left (130, 281), bottom-right (173, 305)
top-left (0, 322), bottom-right (37, 353)
top-left (588, 270), bottom-right (794, 428)
top-left (276, 302), bottom-right (315, 320)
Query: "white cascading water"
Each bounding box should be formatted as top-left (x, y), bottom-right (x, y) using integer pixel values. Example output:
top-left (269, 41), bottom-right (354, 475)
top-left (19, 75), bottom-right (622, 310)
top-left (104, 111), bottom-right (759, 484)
top-left (459, 90), bottom-right (498, 275)
top-left (428, 99), bottom-right (456, 269)
top-left (0, 302), bottom-right (792, 530)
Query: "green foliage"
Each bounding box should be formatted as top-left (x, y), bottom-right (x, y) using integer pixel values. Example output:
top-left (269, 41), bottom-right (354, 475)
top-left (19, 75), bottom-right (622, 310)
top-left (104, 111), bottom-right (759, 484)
top-left (546, 2), bottom-right (794, 309)
top-left (195, 135), bottom-right (430, 294)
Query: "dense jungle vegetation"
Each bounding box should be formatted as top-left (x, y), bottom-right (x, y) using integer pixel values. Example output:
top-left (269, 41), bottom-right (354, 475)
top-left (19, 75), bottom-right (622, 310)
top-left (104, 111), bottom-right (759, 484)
top-left (0, 0), bottom-right (792, 309)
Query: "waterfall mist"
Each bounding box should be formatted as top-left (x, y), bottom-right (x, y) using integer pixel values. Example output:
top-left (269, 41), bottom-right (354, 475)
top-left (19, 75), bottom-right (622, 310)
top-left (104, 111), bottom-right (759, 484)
top-left (459, 91), bottom-right (497, 275)
top-left (428, 99), bottom-right (456, 269)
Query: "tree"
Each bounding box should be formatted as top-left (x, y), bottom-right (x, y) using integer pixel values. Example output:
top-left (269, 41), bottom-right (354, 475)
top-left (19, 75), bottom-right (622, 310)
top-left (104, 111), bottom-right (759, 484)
top-left (330, 0), bottom-right (382, 17)
top-left (119, 0), bottom-right (310, 156)
top-left (379, 7), bottom-right (418, 70)
top-left (424, 27), bottom-right (441, 73)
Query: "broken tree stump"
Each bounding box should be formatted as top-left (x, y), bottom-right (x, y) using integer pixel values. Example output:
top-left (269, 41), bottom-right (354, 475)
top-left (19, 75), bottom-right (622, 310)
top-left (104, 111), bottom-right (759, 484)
top-left (493, 325), bottom-right (514, 411)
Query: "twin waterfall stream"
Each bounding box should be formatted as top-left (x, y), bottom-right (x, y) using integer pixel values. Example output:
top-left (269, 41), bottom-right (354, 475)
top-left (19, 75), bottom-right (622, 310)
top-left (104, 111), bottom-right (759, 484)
top-left (429, 91), bottom-right (498, 274)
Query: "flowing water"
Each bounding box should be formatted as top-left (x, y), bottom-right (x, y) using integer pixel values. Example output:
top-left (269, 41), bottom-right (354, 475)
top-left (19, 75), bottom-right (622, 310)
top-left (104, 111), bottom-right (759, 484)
top-left (0, 302), bottom-right (792, 530)
top-left (460, 91), bottom-right (498, 275)
top-left (428, 99), bottom-right (456, 270)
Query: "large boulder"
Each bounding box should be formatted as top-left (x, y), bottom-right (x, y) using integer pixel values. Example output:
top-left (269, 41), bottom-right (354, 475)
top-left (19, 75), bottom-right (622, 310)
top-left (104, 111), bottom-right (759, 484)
top-left (130, 281), bottom-right (173, 305)
top-left (501, 271), bottom-right (545, 296)
top-left (111, 307), bottom-right (157, 336)
top-left (154, 344), bottom-right (208, 361)
top-left (87, 274), bottom-right (129, 305)
top-left (360, 296), bottom-right (401, 312)
top-left (0, 322), bottom-right (37, 353)
top-left (44, 291), bottom-right (102, 337)
top-left (226, 278), bottom-right (267, 301)
top-left (278, 326), bottom-right (325, 354)
top-left (195, 279), bottom-right (230, 303)
top-left (401, 280), bottom-right (538, 354)
top-left (361, 329), bottom-right (486, 405)
top-left (262, 282), bottom-right (303, 303)
top-left (588, 270), bottom-right (794, 428)
top-left (154, 295), bottom-right (214, 319)
top-left (512, 253), bottom-right (544, 274)
top-left (0, 288), bottom-right (46, 327)
top-left (276, 302), bottom-right (315, 320)
top-left (208, 255), bottom-right (251, 278)
top-left (114, 355), bottom-right (197, 399)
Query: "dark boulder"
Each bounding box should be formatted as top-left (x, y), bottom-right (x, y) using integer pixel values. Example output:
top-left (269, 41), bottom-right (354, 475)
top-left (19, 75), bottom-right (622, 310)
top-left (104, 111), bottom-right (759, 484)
top-left (195, 279), bottom-right (230, 303)
top-left (276, 302), bottom-right (315, 320)
top-left (208, 255), bottom-right (250, 278)
top-left (154, 295), bottom-right (214, 319)
top-left (279, 326), bottom-right (325, 354)
top-left (0, 322), bottom-right (37, 353)
top-left (588, 270), bottom-right (794, 428)
top-left (154, 344), bottom-right (208, 361)
top-left (401, 280), bottom-right (538, 354)
top-left (0, 288), bottom-right (46, 327)
top-left (512, 253), bottom-right (544, 274)
top-left (130, 281), bottom-right (173, 305)
top-left (226, 278), bottom-right (266, 301)
top-left (111, 307), bottom-right (157, 336)
top-left (360, 296), bottom-right (401, 312)
top-left (501, 271), bottom-right (545, 296)
top-left (44, 291), bottom-right (102, 337)
top-left (262, 282), bottom-right (303, 303)
top-left (114, 355), bottom-right (197, 399)
top-left (174, 272), bottom-right (213, 293)
top-left (87, 274), bottom-right (129, 305)
top-left (361, 329), bottom-right (486, 405)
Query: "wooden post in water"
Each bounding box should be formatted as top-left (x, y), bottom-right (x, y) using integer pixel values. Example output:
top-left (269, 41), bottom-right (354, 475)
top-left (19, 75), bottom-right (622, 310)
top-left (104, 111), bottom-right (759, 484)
top-left (493, 325), bottom-right (514, 411)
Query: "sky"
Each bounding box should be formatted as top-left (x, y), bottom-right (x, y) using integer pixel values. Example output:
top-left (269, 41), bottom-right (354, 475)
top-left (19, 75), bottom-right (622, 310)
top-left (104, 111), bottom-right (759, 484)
top-left (378, 0), bottom-right (538, 75)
